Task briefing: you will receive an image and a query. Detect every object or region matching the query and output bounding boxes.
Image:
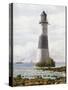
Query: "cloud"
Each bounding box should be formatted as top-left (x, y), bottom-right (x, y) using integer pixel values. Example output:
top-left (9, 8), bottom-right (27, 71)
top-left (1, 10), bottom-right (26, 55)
top-left (13, 42), bottom-right (38, 63)
top-left (13, 4), bottom-right (65, 17)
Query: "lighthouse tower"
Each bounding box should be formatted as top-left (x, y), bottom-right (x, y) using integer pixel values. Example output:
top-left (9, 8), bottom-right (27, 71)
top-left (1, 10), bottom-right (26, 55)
top-left (36, 11), bottom-right (55, 67)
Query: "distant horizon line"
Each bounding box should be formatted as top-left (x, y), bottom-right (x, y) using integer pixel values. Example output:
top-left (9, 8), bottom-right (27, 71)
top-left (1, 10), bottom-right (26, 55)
top-left (13, 61), bottom-right (65, 64)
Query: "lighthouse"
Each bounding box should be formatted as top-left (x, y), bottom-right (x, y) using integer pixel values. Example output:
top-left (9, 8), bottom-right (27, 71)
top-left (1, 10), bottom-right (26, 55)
top-left (36, 11), bottom-right (55, 67)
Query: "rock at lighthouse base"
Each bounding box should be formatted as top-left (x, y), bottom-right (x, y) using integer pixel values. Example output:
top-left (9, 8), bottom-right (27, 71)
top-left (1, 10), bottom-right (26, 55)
top-left (36, 57), bottom-right (55, 67)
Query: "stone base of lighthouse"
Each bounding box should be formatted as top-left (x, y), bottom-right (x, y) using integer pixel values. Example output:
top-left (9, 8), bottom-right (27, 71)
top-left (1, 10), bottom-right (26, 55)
top-left (36, 58), bottom-right (55, 67)
top-left (36, 49), bottom-right (55, 67)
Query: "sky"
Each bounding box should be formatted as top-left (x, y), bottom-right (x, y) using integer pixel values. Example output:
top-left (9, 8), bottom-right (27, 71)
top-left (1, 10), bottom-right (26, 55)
top-left (13, 3), bottom-right (65, 63)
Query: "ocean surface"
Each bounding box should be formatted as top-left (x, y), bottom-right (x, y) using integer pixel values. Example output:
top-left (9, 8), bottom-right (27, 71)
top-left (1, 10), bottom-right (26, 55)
top-left (13, 62), bottom-right (66, 79)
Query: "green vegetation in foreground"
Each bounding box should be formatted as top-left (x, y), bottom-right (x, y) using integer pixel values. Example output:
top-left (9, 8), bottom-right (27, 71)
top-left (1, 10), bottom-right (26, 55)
top-left (13, 75), bottom-right (66, 86)
top-left (13, 66), bottom-right (66, 86)
top-left (36, 58), bottom-right (55, 67)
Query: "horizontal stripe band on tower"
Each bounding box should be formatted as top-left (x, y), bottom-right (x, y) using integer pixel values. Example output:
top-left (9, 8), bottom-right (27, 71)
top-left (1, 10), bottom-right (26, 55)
top-left (38, 34), bottom-right (48, 49)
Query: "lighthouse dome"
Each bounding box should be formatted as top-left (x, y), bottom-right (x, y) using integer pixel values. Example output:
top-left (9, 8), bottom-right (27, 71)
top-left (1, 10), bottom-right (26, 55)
top-left (41, 11), bottom-right (47, 16)
top-left (40, 11), bottom-right (48, 24)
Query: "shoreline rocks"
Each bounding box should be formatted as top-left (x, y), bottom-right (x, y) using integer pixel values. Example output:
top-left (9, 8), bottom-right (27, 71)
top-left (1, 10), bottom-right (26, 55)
top-left (13, 66), bottom-right (66, 86)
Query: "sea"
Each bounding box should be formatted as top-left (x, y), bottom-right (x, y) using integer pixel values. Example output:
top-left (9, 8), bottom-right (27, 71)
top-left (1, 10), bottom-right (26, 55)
top-left (13, 62), bottom-right (66, 79)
